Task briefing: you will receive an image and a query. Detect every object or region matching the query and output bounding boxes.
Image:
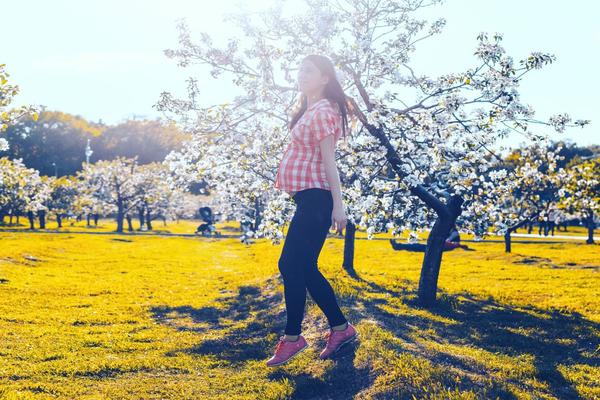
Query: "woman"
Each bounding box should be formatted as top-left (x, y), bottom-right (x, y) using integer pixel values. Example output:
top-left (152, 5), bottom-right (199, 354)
top-left (266, 55), bottom-right (359, 367)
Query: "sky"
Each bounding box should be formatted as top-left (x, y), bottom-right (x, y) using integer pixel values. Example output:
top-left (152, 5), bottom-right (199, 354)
top-left (2, 0), bottom-right (598, 148)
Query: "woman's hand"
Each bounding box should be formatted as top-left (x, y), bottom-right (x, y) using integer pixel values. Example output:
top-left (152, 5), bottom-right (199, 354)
top-left (331, 205), bottom-right (347, 235)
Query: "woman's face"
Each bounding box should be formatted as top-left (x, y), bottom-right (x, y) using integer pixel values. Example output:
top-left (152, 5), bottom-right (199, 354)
top-left (297, 59), bottom-right (328, 96)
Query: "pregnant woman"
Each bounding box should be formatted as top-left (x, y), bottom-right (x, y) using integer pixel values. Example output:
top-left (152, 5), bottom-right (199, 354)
top-left (266, 54), bottom-right (359, 367)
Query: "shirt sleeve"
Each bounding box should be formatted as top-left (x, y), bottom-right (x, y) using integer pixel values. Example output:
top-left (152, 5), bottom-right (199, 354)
top-left (311, 107), bottom-right (337, 143)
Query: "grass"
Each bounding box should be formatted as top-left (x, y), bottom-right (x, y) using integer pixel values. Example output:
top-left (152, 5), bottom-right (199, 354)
top-left (1, 216), bottom-right (597, 247)
top-left (0, 220), bottom-right (598, 399)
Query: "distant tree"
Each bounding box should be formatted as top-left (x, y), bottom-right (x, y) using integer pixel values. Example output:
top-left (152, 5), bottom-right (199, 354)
top-left (0, 63), bottom-right (39, 152)
top-left (558, 159), bottom-right (600, 244)
top-left (90, 119), bottom-right (189, 165)
top-left (486, 143), bottom-right (563, 252)
top-left (0, 158), bottom-right (51, 228)
top-left (3, 113), bottom-right (189, 176)
top-left (544, 140), bottom-right (597, 169)
top-left (3, 110), bottom-right (103, 176)
top-left (77, 157), bottom-right (144, 233)
top-left (134, 162), bottom-right (187, 230)
top-left (0, 157), bottom-right (31, 225)
top-left (47, 176), bottom-right (79, 227)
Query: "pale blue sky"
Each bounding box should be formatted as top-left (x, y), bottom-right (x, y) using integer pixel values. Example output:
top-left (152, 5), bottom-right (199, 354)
top-left (3, 0), bottom-right (598, 147)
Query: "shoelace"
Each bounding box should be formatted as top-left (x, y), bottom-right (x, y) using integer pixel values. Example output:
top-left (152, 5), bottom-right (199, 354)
top-left (325, 326), bottom-right (350, 344)
top-left (324, 330), bottom-right (338, 346)
top-left (274, 338), bottom-right (286, 353)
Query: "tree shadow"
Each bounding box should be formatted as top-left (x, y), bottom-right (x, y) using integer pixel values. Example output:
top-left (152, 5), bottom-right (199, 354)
top-left (149, 271), bottom-right (598, 399)
top-left (150, 281), bottom-right (286, 364)
top-left (149, 277), bottom-right (372, 399)
top-left (341, 274), bottom-right (599, 400)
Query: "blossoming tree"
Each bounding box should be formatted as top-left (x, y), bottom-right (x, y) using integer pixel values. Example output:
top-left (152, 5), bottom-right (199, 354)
top-left (0, 64), bottom-right (38, 152)
top-left (156, 0), bottom-right (590, 306)
top-left (558, 159), bottom-right (599, 244)
top-left (478, 143), bottom-right (564, 253)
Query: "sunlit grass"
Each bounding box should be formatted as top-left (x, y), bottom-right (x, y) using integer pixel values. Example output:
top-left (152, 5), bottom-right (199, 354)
top-left (0, 223), bottom-right (598, 399)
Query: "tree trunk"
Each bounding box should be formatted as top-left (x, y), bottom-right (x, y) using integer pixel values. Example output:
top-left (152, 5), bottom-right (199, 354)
top-left (417, 196), bottom-right (463, 307)
top-left (146, 210), bottom-right (153, 230)
top-left (27, 211), bottom-right (35, 229)
top-left (126, 215), bottom-right (133, 232)
top-left (57, 214), bottom-right (62, 228)
top-left (504, 230), bottom-right (512, 253)
top-left (116, 200), bottom-right (124, 233)
top-left (38, 210), bottom-right (46, 229)
top-left (254, 197), bottom-right (262, 232)
top-left (342, 221), bottom-right (356, 275)
top-left (505, 219), bottom-right (533, 254)
top-left (138, 208), bottom-right (145, 230)
top-left (9, 213), bottom-right (14, 225)
top-left (587, 211), bottom-right (595, 245)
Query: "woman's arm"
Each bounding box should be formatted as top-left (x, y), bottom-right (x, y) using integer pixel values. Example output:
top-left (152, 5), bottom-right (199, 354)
top-left (319, 135), bottom-right (347, 234)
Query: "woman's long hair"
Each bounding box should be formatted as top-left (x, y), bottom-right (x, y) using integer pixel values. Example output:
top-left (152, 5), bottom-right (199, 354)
top-left (289, 55), bottom-right (351, 139)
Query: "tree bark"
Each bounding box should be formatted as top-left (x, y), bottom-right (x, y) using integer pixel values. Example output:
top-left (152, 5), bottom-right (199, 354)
top-left (27, 211), bottom-right (35, 229)
top-left (38, 210), bottom-right (46, 229)
top-left (342, 220), bottom-right (356, 275)
top-left (57, 214), bottom-right (62, 228)
top-left (417, 195), bottom-right (463, 307)
top-left (254, 197), bottom-right (262, 233)
top-left (504, 230), bottom-right (512, 253)
top-left (505, 218), bottom-right (534, 254)
top-left (146, 210), bottom-right (153, 230)
top-left (116, 199), bottom-right (124, 233)
top-left (138, 208), bottom-right (145, 230)
top-left (126, 215), bottom-right (133, 232)
top-left (586, 211), bottom-right (595, 245)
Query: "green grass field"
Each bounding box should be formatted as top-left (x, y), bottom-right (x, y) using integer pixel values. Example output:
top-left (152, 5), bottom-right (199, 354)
top-left (0, 220), bottom-right (598, 399)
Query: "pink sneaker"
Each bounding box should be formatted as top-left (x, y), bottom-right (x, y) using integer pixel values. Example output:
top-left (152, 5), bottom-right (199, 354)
top-left (266, 335), bottom-right (309, 367)
top-left (319, 322), bottom-right (358, 359)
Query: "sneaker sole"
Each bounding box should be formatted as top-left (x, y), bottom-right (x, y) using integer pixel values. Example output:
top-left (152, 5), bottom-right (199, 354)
top-left (320, 331), bottom-right (359, 359)
top-left (266, 342), bottom-right (309, 367)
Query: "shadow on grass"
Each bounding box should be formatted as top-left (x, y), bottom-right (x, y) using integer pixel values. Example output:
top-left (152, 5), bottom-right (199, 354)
top-left (149, 272), bottom-right (598, 399)
top-left (150, 282), bottom-right (285, 363)
top-left (150, 277), bottom-right (372, 399)
top-left (342, 275), bottom-right (600, 400)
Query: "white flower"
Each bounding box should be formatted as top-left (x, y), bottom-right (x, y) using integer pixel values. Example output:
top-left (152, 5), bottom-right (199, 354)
top-left (0, 138), bottom-right (8, 152)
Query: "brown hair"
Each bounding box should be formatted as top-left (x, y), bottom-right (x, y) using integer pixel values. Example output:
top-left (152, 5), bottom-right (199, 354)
top-left (289, 54), bottom-right (351, 139)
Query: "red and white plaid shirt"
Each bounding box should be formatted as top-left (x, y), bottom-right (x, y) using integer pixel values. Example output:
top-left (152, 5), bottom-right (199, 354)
top-left (274, 98), bottom-right (342, 195)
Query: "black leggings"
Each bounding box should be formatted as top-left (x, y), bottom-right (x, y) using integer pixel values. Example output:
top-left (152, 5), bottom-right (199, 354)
top-left (278, 188), bottom-right (347, 335)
